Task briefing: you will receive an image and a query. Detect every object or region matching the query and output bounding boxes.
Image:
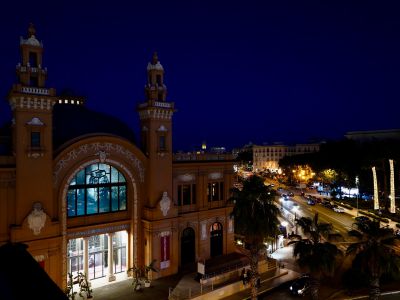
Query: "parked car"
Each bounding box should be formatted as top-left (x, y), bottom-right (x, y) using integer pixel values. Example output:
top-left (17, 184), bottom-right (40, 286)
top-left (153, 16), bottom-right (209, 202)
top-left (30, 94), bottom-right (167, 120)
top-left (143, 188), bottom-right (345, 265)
top-left (307, 199), bottom-right (316, 206)
top-left (289, 274), bottom-right (310, 296)
top-left (354, 216), bottom-right (370, 223)
top-left (322, 201), bottom-right (333, 209)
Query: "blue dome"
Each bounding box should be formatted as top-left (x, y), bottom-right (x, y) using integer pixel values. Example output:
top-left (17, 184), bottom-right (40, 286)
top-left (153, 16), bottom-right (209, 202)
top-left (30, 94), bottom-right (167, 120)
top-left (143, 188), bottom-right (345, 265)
top-left (53, 103), bottom-right (136, 152)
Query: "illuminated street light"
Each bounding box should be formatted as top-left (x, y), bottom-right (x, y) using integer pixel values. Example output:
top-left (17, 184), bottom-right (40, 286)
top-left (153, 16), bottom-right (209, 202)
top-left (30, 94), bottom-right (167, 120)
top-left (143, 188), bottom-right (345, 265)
top-left (292, 206), bottom-right (299, 234)
top-left (355, 176), bottom-right (359, 217)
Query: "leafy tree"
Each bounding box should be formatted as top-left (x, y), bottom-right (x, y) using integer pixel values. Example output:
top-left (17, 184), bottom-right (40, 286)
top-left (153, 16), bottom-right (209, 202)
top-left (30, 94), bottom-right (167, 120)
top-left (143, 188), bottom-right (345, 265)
top-left (346, 220), bottom-right (400, 300)
top-left (230, 175), bottom-right (280, 300)
top-left (289, 213), bottom-right (343, 300)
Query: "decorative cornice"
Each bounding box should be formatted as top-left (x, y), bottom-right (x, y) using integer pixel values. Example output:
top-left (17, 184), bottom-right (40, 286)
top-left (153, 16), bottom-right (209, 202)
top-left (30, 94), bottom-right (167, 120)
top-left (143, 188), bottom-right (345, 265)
top-left (66, 224), bottom-right (130, 238)
top-left (9, 96), bottom-right (55, 111)
top-left (138, 109), bottom-right (174, 120)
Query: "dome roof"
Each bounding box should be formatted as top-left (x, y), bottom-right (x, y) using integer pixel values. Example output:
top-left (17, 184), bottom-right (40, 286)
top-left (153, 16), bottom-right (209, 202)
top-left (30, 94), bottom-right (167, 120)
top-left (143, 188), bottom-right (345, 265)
top-left (20, 35), bottom-right (41, 47)
top-left (53, 103), bottom-right (136, 151)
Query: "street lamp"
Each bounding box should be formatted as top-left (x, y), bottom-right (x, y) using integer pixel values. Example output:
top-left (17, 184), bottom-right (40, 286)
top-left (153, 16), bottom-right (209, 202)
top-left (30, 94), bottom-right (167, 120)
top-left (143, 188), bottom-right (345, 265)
top-left (355, 176), bottom-right (359, 217)
top-left (292, 206), bottom-right (299, 234)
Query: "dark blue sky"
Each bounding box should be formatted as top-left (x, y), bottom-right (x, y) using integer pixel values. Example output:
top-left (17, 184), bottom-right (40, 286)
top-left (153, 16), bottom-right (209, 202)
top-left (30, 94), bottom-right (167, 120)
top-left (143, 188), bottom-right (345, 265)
top-left (1, 1), bottom-right (400, 151)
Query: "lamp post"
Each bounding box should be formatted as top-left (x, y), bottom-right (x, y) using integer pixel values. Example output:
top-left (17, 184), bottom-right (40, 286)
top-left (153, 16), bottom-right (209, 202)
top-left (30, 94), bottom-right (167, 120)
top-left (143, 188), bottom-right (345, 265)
top-left (292, 206), bottom-right (299, 235)
top-left (281, 221), bottom-right (288, 238)
top-left (355, 176), bottom-right (359, 217)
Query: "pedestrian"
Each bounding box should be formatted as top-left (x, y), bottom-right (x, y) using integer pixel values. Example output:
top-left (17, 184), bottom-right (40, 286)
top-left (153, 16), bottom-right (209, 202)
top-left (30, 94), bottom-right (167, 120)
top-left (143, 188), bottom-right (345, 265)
top-left (243, 268), bottom-right (247, 285)
top-left (246, 269), bottom-right (251, 284)
top-left (240, 268), bottom-right (245, 284)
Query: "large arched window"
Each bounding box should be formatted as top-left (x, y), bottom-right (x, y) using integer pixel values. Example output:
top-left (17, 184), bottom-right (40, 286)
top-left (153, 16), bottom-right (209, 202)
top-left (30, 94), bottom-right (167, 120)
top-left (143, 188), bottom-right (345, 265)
top-left (67, 163), bottom-right (127, 217)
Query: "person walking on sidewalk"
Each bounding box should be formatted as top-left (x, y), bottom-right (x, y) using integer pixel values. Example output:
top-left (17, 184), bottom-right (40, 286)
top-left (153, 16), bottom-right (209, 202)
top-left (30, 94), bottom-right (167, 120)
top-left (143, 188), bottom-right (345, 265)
top-left (241, 268), bottom-right (246, 285)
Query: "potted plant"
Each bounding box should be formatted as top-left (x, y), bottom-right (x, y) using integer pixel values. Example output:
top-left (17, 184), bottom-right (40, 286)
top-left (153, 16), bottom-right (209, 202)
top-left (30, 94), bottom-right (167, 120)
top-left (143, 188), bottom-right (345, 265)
top-left (75, 272), bottom-right (93, 299)
top-left (65, 272), bottom-right (77, 300)
top-left (144, 259), bottom-right (159, 287)
top-left (127, 264), bottom-right (142, 292)
top-left (127, 259), bottom-right (159, 290)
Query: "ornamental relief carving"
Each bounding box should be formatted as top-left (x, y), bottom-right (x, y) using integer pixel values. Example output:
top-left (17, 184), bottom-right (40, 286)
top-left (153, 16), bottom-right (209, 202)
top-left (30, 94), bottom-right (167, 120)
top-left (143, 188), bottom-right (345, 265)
top-left (207, 216), bottom-right (226, 226)
top-left (200, 221), bottom-right (207, 240)
top-left (54, 142), bottom-right (145, 185)
top-left (187, 221), bottom-right (198, 228)
top-left (152, 230), bottom-right (172, 238)
top-left (176, 173), bottom-right (195, 182)
top-left (208, 172), bottom-right (223, 180)
top-left (27, 202), bottom-right (47, 235)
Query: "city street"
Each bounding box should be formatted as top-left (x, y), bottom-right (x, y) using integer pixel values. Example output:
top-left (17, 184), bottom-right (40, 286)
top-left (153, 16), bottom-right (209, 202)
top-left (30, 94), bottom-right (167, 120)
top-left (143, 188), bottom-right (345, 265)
top-left (276, 188), bottom-right (355, 241)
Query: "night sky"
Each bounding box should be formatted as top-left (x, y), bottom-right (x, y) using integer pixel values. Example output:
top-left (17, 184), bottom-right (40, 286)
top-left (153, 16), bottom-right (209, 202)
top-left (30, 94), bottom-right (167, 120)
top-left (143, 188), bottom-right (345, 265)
top-left (1, 1), bottom-right (400, 151)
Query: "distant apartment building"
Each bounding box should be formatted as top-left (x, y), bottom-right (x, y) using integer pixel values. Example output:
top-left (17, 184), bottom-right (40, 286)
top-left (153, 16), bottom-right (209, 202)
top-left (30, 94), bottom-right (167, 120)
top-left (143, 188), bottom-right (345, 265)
top-left (253, 143), bottom-right (320, 171)
top-left (345, 129), bottom-right (400, 142)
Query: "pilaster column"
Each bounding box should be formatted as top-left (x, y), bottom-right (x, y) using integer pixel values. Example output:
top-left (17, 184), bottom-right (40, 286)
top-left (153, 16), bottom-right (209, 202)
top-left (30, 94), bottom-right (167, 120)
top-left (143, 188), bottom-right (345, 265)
top-left (108, 232), bottom-right (116, 282)
top-left (83, 237), bottom-right (89, 277)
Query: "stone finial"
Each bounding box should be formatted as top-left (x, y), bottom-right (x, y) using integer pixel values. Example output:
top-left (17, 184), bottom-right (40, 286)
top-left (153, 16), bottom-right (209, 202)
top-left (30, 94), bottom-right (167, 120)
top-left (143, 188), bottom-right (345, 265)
top-left (28, 23), bottom-right (36, 37)
top-left (152, 51), bottom-right (158, 65)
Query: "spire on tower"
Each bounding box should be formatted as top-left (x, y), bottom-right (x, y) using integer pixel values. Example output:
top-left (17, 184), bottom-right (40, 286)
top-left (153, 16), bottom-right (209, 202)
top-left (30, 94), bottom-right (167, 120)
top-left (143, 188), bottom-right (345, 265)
top-left (27, 23), bottom-right (36, 38)
top-left (145, 52), bottom-right (166, 101)
top-left (152, 51), bottom-right (159, 65)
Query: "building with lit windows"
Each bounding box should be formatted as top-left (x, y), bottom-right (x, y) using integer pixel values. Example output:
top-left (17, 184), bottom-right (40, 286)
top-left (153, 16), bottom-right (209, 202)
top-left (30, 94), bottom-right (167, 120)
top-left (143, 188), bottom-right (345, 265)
top-left (345, 129), bottom-right (400, 141)
top-left (253, 143), bottom-right (320, 172)
top-left (0, 25), bottom-right (235, 289)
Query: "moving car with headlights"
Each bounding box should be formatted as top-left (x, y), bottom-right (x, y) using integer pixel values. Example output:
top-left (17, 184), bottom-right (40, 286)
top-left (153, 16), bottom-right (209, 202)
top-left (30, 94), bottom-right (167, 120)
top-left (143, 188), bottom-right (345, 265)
top-left (333, 205), bottom-right (345, 213)
top-left (289, 274), bottom-right (310, 296)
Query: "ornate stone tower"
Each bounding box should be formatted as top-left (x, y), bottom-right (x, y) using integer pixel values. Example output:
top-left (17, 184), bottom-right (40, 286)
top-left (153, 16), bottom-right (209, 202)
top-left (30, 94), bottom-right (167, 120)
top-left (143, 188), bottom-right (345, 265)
top-left (137, 52), bottom-right (175, 209)
top-left (137, 53), bottom-right (178, 277)
top-left (8, 24), bottom-right (58, 227)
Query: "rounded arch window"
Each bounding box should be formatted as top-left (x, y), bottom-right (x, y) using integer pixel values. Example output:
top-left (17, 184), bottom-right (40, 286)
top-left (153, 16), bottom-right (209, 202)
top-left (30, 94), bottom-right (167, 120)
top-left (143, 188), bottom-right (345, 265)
top-left (210, 222), bottom-right (222, 232)
top-left (67, 163), bottom-right (127, 217)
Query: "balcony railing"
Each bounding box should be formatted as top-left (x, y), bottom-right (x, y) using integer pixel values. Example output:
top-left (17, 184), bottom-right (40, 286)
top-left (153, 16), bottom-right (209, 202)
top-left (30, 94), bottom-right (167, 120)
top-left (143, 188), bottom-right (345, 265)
top-left (138, 101), bottom-right (174, 109)
top-left (21, 86), bottom-right (49, 95)
top-left (173, 153), bottom-right (234, 162)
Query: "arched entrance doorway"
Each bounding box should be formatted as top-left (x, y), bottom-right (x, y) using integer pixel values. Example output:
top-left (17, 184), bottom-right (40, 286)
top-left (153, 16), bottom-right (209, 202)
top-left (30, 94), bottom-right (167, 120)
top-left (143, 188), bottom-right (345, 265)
top-left (210, 222), bottom-right (223, 257)
top-left (181, 227), bottom-right (195, 266)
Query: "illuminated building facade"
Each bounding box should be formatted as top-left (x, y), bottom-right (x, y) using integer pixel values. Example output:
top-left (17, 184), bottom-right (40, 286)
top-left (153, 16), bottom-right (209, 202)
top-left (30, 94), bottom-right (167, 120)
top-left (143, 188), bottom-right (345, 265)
top-left (253, 143), bottom-right (320, 172)
top-left (0, 25), bottom-right (235, 289)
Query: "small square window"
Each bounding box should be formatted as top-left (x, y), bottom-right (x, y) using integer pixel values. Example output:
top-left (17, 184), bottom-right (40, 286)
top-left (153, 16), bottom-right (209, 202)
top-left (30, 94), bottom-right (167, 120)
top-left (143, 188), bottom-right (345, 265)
top-left (31, 132), bottom-right (41, 148)
top-left (159, 135), bottom-right (166, 151)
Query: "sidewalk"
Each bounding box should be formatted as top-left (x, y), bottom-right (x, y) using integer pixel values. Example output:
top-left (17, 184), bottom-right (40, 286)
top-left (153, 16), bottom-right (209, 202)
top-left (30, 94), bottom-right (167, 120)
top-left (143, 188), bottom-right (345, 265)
top-left (92, 273), bottom-right (182, 300)
top-left (220, 268), bottom-right (299, 300)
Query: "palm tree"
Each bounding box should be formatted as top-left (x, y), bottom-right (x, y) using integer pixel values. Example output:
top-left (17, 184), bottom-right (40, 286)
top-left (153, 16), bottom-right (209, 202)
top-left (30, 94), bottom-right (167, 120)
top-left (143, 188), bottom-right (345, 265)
top-left (289, 213), bottom-right (342, 300)
top-left (230, 175), bottom-right (280, 300)
top-left (346, 220), bottom-right (400, 300)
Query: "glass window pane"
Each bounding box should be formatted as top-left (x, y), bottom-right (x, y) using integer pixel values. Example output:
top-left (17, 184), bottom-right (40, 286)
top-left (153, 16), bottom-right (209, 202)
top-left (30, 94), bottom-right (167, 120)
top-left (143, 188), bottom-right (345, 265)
top-left (118, 171), bottom-right (126, 183)
top-left (99, 186), bottom-right (110, 213)
top-left (99, 163), bottom-right (110, 174)
top-left (192, 184), bottom-right (196, 204)
top-left (76, 169), bottom-right (85, 185)
top-left (183, 185), bottom-right (191, 205)
top-left (31, 131), bottom-right (40, 148)
top-left (87, 187), bottom-right (98, 214)
top-left (77, 189), bottom-right (85, 216)
top-left (177, 185), bottom-right (182, 206)
top-left (111, 186), bottom-right (119, 211)
top-left (119, 186), bottom-right (126, 210)
top-left (68, 163), bottom-right (127, 217)
top-left (67, 190), bottom-right (76, 217)
top-left (111, 167), bottom-right (119, 183)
